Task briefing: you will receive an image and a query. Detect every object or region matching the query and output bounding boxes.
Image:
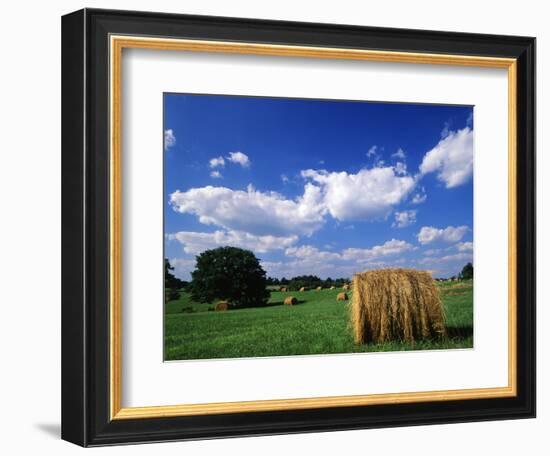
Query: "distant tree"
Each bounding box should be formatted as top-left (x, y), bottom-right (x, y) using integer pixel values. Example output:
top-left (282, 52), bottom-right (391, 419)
top-left (164, 258), bottom-right (187, 290)
top-left (165, 259), bottom-right (183, 301)
top-left (280, 277), bottom-right (289, 285)
top-left (288, 275), bottom-right (323, 291)
top-left (189, 247), bottom-right (270, 308)
top-left (459, 262), bottom-right (474, 280)
top-left (165, 289), bottom-right (181, 302)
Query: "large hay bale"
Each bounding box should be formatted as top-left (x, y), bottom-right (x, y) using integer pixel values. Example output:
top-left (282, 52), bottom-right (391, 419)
top-left (342, 284), bottom-right (350, 290)
top-left (336, 292), bottom-right (348, 301)
top-left (284, 296), bottom-right (298, 306)
top-left (279, 286), bottom-right (288, 292)
top-left (330, 286), bottom-right (336, 290)
top-left (316, 286), bottom-right (322, 291)
top-left (215, 301), bottom-right (229, 311)
top-left (350, 268), bottom-right (445, 344)
top-left (299, 287), bottom-right (306, 292)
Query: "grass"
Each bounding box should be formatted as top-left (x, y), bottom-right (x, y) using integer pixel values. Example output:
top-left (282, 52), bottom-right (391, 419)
top-left (164, 280), bottom-right (473, 361)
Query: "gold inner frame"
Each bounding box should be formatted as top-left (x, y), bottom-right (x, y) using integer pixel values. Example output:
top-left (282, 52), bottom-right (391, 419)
top-left (109, 35), bottom-right (518, 420)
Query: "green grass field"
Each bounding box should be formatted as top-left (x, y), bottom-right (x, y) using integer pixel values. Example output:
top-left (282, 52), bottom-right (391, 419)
top-left (164, 280), bottom-right (473, 361)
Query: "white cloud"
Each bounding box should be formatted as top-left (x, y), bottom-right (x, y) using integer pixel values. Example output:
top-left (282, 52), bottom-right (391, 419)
top-left (169, 257), bottom-right (195, 281)
top-left (423, 248), bottom-right (443, 256)
top-left (164, 129), bottom-right (176, 150)
top-left (169, 184), bottom-right (326, 237)
top-left (342, 239), bottom-right (415, 262)
top-left (262, 239), bottom-right (414, 279)
top-left (440, 252), bottom-right (473, 262)
top-left (210, 170), bottom-right (222, 179)
top-left (394, 162), bottom-right (407, 176)
top-left (281, 174), bottom-right (289, 184)
top-left (285, 245), bottom-right (341, 261)
top-left (301, 167), bottom-right (415, 221)
top-left (226, 151), bottom-right (250, 167)
top-left (209, 156), bottom-right (225, 168)
top-left (392, 210), bottom-right (417, 228)
top-left (456, 241), bottom-right (473, 252)
top-left (419, 127), bottom-right (473, 188)
top-left (168, 230), bottom-right (297, 255)
top-left (419, 251), bottom-right (472, 266)
top-left (392, 148), bottom-right (406, 160)
top-left (367, 145), bottom-right (378, 157)
top-left (411, 189), bottom-right (427, 204)
top-left (417, 225), bottom-right (469, 245)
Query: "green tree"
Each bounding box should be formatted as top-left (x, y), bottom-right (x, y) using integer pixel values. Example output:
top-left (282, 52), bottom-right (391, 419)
top-left (164, 258), bottom-right (184, 301)
top-left (288, 275), bottom-right (322, 291)
top-left (165, 258), bottom-right (187, 289)
top-left (459, 262), bottom-right (474, 280)
top-left (189, 247), bottom-right (270, 308)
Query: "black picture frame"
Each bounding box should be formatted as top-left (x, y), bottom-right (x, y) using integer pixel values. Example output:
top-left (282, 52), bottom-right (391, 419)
top-left (62, 8), bottom-right (535, 447)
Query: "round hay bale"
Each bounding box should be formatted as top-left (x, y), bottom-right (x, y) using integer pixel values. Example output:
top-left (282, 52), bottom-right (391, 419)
top-left (336, 292), bottom-right (348, 301)
top-left (299, 287), bottom-right (306, 292)
top-left (316, 286), bottom-right (322, 291)
top-left (350, 268), bottom-right (446, 345)
top-left (330, 286), bottom-right (335, 290)
top-left (215, 301), bottom-right (229, 311)
top-left (279, 286), bottom-right (288, 292)
top-left (342, 284), bottom-right (350, 290)
top-left (284, 296), bottom-right (297, 306)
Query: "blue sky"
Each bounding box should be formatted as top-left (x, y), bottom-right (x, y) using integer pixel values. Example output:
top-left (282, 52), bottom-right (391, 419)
top-left (164, 93), bottom-right (473, 280)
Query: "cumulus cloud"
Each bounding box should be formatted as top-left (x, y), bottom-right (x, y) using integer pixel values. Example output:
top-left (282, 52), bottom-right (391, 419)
top-left (392, 148), bottom-right (406, 160)
top-left (417, 225), bottom-right (469, 245)
top-left (392, 210), bottom-right (417, 228)
top-left (342, 239), bottom-right (415, 262)
top-left (411, 188), bottom-right (427, 204)
top-left (394, 162), bottom-right (407, 176)
top-left (301, 167), bottom-right (415, 221)
top-left (169, 184), bottom-right (326, 237)
top-left (209, 156), bottom-right (225, 168)
top-left (285, 245), bottom-right (341, 261)
top-left (210, 170), bottom-right (222, 179)
top-left (168, 230), bottom-right (298, 255)
top-left (419, 127), bottom-right (473, 188)
top-left (418, 251), bottom-right (472, 266)
top-left (164, 129), bottom-right (176, 150)
top-left (262, 239), bottom-right (414, 279)
top-left (169, 257), bottom-right (195, 280)
top-left (367, 145), bottom-right (378, 157)
top-left (226, 151), bottom-right (250, 167)
top-left (456, 241), bottom-right (473, 252)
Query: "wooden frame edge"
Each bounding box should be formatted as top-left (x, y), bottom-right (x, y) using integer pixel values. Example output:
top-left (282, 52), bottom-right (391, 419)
top-left (109, 35), bottom-right (519, 421)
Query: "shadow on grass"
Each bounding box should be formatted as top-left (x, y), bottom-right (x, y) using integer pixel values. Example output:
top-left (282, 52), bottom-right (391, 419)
top-left (445, 325), bottom-right (473, 340)
top-left (264, 299), bottom-right (307, 307)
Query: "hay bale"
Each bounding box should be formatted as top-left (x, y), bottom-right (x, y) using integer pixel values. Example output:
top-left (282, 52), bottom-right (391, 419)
top-left (342, 284), bottom-right (350, 290)
top-left (279, 286), bottom-right (288, 292)
top-left (350, 268), bottom-right (445, 344)
top-left (316, 286), bottom-right (322, 291)
top-left (215, 301), bottom-right (229, 311)
top-left (330, 286), bottom-right (335, 290)
top-left (299, 287), bottom-right (306, 292)
top-left (336, 292), bottom-right (348, 301)
top-left (284, 296), bottom-right (298, 306)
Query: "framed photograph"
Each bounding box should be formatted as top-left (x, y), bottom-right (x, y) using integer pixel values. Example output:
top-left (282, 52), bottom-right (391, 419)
top-left (62, 8), bottom-right (535, 446)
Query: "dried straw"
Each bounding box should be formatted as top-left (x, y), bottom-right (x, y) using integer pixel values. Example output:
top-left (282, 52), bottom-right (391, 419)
top-left (215, 301), bottom-right (229, 311)
top-left (350, 268), bottom-right (445, 344)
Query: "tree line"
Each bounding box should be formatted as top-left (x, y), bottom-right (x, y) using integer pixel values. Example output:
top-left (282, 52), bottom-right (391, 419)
top-left (165, 247), bottom-right (473, 308)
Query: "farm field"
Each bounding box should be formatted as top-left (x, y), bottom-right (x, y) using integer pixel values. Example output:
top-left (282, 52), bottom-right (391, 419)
top-left (164, 280), bottom-right (473, 361)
